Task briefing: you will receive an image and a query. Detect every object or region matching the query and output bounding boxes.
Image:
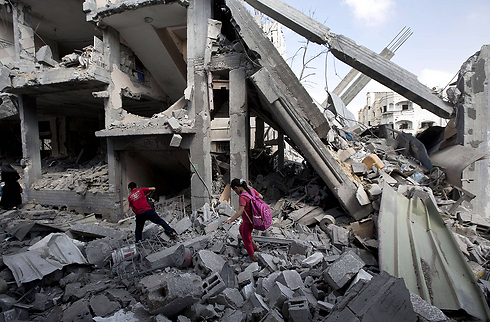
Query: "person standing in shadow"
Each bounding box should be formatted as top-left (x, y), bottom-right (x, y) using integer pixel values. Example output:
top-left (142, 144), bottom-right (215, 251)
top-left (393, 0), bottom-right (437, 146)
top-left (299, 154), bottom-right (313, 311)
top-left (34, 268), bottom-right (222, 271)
top-left (0, 163), bottom-right (22, 210)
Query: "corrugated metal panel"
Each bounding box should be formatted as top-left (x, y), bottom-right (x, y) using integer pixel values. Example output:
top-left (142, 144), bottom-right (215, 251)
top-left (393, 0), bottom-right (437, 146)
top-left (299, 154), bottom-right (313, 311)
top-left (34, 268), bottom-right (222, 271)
top-left (378, 183), bottom-right (490, 320)
top-left (3, 233), bottom-right (88, 286)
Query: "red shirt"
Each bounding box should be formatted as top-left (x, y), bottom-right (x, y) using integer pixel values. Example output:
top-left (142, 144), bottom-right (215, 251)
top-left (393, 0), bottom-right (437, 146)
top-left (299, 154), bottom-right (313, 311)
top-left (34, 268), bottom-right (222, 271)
top-left (239, 188), bottom-right (259, 223)
top-left (128, 187), bottom-right (151, 214)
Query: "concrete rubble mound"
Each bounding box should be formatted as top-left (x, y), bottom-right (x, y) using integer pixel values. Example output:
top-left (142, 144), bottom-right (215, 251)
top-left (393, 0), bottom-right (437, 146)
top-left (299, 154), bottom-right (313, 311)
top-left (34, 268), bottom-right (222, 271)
top-left (0, 155), bottom-right (488, 321)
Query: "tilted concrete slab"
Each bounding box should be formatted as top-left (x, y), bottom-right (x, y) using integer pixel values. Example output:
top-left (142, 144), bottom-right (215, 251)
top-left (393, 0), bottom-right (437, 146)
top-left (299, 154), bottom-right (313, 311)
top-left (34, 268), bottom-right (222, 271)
top-left (227, 0), bottom-right (371, 219)
top-left (227, 0), bottom-right (330, 139)
top-left (250, 68), bottom-right (371, 220)
top-left (244, 0), bottom-right (454, 118)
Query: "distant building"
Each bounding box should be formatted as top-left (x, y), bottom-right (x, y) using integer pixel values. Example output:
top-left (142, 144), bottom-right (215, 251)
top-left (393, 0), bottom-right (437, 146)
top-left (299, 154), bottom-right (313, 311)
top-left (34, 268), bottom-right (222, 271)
top-left (358, 92), bottom-right (448, 135)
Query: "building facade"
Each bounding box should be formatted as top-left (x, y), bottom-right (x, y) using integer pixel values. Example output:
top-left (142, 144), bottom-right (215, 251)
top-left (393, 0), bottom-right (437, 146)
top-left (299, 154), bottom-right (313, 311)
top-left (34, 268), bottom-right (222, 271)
top-left (358, 92), bottom-right (448, 135)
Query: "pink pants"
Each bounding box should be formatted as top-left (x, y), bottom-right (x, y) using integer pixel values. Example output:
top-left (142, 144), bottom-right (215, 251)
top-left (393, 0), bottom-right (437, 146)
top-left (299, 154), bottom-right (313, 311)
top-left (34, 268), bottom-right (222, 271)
top-left (239, 220), bottom-right (254, 255)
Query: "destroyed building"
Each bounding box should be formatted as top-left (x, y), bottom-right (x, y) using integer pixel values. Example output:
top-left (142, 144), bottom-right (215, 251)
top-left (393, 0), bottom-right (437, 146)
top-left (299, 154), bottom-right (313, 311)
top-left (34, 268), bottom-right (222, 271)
top-left (0, 0), bottom-right (489, 321)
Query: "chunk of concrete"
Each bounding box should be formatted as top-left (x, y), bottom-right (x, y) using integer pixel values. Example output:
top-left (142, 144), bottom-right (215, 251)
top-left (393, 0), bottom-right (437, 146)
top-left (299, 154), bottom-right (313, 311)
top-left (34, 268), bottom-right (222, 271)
top-left (289, 240), bottom-right (310, 256)
top-left (351, 162), bottom-right (368, 175)
top-left (367, 183), bottom-right (382, 200)
top-left (144, 244), bottom-right (186, 269)
top-left (90, 294), bottom-right (121, 317)
top-left (170, 134), bottom-right (183, 147)
top-left (410, 293), bottom-right (450, 322)
top-left (302, 252), bottom-right (324, 268)
top-left (257, 252), bottom-right (279, 271)
top-left (220, 262), bottom-right (237, 288)
top-left (173, 216), bottom-right (193, 234)
top-left (62, 299), bottom-right (92, 322)
top-left (139, 272), bottom-right (203, 317)
top-left (276, 270), bottom-right (304, 292)
top-left (167, 117), bottom-right (182, 133)
top-left (260, 308), bottom-right (285, 322)
top-left (105, 288), bottom-right (135, 307)
top-left (326, 224), bottom-right (350, 248)
top-left (85, 238), bottom-right (113, 267)
top-left (268, 282), bottom-right (294, 308)
top-left (208, 288), bottom-right (245, 309)
top-left (194, 250), bottom-right (226, 277)
top-left (323, 250), bottom-right (365, 290)
top-left (36, 45), bottom-right (57, 67)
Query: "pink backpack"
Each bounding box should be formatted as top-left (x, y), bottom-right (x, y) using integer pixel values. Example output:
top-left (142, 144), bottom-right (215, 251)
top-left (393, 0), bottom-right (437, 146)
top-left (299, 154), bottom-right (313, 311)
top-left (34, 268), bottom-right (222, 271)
top-left (241, 191), bottom-right (272, 231)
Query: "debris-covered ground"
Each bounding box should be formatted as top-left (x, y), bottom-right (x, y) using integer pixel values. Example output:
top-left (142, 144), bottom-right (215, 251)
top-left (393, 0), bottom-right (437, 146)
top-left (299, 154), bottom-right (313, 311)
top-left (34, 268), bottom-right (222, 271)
top-left (0, 140), bottom-right (489, 321)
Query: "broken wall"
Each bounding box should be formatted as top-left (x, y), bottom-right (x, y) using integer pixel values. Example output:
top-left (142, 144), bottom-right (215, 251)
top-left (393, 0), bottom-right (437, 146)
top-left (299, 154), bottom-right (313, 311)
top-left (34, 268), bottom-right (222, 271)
top-left (459, 45), bottom-right (490, 216)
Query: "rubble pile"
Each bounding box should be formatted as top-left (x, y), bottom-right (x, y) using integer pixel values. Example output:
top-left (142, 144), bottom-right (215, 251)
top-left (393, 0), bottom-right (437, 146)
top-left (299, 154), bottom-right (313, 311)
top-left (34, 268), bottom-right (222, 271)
top-left (31, 156), bottom-right (109, 195)
top-left (0, 173), bottom-right (489, 322)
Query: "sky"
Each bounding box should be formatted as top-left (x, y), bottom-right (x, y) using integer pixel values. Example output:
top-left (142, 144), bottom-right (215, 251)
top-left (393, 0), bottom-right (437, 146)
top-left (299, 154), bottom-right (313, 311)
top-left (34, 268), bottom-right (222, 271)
top-left (267, 0), bottom-right (490, 119)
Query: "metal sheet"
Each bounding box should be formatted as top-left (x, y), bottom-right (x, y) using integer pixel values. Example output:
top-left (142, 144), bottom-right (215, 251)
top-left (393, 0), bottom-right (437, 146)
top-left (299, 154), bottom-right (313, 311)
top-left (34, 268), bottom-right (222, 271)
top-left (378, 183), bottom-right (490, 320)
top-left (3, 233), bottom-right (88, 286)
top-left (430, 145), bottom-right (487, 187)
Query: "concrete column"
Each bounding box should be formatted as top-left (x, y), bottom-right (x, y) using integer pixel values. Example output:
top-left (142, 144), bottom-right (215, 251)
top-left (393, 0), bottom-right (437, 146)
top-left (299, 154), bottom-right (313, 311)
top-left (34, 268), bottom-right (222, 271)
top-left (277, 132), bottom-right (284, 170)
top-left (230, 67), bottom-right (248, 209)
top-left (19, 95), bottom-right (41, 189)
top-left (103, 26), bottom-right (121, 127)
top-left (462, 45), bottom-right (490, 216)
top-left (102, 26), bottom-right (122, 213)
top-left (12, 2), bottom-right (35, 61)
top-left (188, 0), bottom-right (213, 210)
top-left (255, 117), bottom-right (264, 148)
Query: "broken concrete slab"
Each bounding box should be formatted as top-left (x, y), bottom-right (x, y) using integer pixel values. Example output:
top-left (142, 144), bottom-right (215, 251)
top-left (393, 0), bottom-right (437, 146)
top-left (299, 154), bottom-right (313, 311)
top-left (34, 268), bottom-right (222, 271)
top-left (69, 223), bottom-right (124, 239)
top-left (331, 271), bottom-right (416, 322)
top-left (194, 249), bottom-right (226, 277)
top-left (323, 250), bottom-right (365, 290)
top-left (208, 288), bottom-right (245, 309)
top-left (89, 294), bottom-right (121, 318)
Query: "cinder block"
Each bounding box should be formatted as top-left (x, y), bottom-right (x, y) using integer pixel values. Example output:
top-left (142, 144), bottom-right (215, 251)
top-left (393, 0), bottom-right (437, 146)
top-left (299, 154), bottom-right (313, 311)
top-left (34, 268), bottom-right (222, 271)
top-left (282, 296), bottom-right (311, 322)
top-left (140, 272), bottom-right (203, 317)
top-left (193, 250), bottom-right (226, 277)
top-left (323, 250), bottom-right (365, 290)
top-left (201, 272), bottom-right (226, 302)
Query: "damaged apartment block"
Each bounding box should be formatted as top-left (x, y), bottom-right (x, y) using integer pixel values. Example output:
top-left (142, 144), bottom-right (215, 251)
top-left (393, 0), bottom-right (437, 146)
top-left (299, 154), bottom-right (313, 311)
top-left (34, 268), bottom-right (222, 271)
top-left (0, 0), bottom-right (488, 321)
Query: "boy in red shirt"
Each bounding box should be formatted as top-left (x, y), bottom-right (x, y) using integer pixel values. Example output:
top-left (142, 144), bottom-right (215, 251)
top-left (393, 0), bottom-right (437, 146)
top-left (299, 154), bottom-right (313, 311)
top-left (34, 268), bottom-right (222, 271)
top-left (128, 182), bottom-right (177, 242)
